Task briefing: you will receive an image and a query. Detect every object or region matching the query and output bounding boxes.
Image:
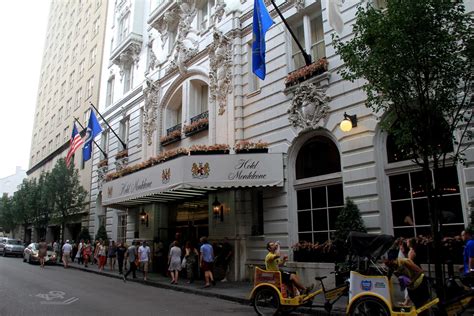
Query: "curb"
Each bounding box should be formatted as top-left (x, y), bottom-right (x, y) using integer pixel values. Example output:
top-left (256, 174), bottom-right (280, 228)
top-left (65, 264), bottom-right (346, 315)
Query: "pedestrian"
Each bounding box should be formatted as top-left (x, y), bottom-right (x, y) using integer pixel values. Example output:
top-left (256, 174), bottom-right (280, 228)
top-left (72, 241), bottom-right (78, 262)
top-left (108, 240), bottom-right (117, 271)
top-left (75, 239), bottom-right (84, 265)
top-left (116, 241), bottom-right (127, 275)
top-left (123, 241), bottom-right (137, 282)
top-left (93, 240), bottom-right (100, 265)
top-left (461, 229), bottom-right (474, 287)
top-left (218, 237), bottom-right (233, 282)
top-left (98, 240), bottom-right (107, 271)
top-left (82, 240), bottom-right (92, 267)
top-left (384, 249), bottom-right (430, 313)
top-left (38, 238), bottom-right (48, 269)
top-left (138, 241), bottom-right (151, 281)
top-left (168, 241), bottom-right (182, 284)
top-left (62, 240), bottom-right (72, 268)
top-left (184, 241), bottom-right (199, 284)
top-left (53, 240), bottom-right (60, 263)
top-left (200, 236), bottom-right (216, 288)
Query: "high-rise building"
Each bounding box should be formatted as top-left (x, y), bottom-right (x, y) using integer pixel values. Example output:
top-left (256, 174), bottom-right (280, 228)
top-left (27, 0), bottom-right (108, 242)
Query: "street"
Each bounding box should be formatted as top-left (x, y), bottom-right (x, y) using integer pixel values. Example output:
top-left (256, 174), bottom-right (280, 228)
top-left (0, 256), bottom-right (255, 316)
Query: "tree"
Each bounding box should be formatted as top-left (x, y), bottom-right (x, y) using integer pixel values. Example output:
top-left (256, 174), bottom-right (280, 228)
top-left (48, 158), bottom-right (87, 244)
top-left (95, 225), bottom-right (108, 242)
top-left (0, 194), bottom-right (15, 236)
top-left (12, 179), bottom-right (36, 241)
top-left (334, 197), bottom-right (367, 245)
top-left (334, 0), bottom-right (473, 294)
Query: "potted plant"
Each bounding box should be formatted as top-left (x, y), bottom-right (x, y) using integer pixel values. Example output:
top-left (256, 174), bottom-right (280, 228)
top-left (234, 140), bottom-right (269, 154)
top-left (291, 240), bottom-right (336, 263)
top-left (115, 149), bottom-right (128, 160)
top-left (189, 144), bottom-right (230, 155)
top-left (184, 117), bottom-right (209, 136)
top-left (151, 147), bottom-right (189, 164)
top-left (285, 57), bottom-right (329, 88)
top-left (98, 158), bottom-right (108, 168)
top-left (160, 129), bottom-right (182, 146)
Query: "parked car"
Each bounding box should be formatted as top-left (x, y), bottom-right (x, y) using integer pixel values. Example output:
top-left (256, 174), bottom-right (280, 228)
top-left (0, 238), bottom-right (25, 257)
top-left (23, 243), bottom-right (57, 264)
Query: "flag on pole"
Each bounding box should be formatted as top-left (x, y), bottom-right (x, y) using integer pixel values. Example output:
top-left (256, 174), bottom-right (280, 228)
top-left (328, 0), bottom-right (344, 35)
top-left (66, 123), bottom-right (84, 167)
top-left (82, 109), bottom-right (103, 162)
top-left (252, 0), bottom-right (274, 80)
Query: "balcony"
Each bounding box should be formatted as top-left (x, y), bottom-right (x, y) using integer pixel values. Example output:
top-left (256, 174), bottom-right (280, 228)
top-left (184, 111), bottom-right (209, 137)
top-left (147, 1), bottom-right (177, 32)
top-left (110, 32), bottom-right (143, 67)
top-left (160, 123), bottom-right (182, 146)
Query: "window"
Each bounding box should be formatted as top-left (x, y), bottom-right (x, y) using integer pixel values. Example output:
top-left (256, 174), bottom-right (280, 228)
top-left (197, 0), bottom-right (214, 31)
top-left (58, 107), bottom-right (63, 125)
top-left (247, 43), bottom-right (259, 91)
top-left (375, 0), bottom-right (387, 9)
top-left (86, 76), bottom-right (94, 98)
top-left (106, 77), bottom-right (115, 106)
top-left (60, 81), bottom-right (66, 99)
top-left (72, 44), bottom-right (78, 63)
top-left (118, 12), bottom-right (130, 43)
top-left (290, 9), bottom-right (325, 70)
top-left (83, 108), bottom-right (91, 126)
top-left (117, 214), bottom-right (127, 243)
top-left (69, 71), bottom-right (75, 89)
top-left (82, 32), bottom-right (88, 51)
top-left (189, 80), bottom-right (209, 117)
top-left (66, 98), bottom-right (72, 116)
top-left (100, 130), bottom-right (109, 160)
top-left (98, 215), bottom-right (106, 229)
top-left (123, 63), bottom-right (133, 93)
top-left (89, 46), bottom-right (97, 67)
top-left (93, 17), bottom-right (100, 36)
top-left (55, 133), bottom-right (61, 148)
top-left (63, 127), bottom-right (69, 143)
top-left (295, 136), bottom-right (343, 243)
top-left (75, 88), bottom-right (82, 108)
top-left (118, 117), bottom-right (129, 151)
top-left (79, 59), bottom-right (85, 78)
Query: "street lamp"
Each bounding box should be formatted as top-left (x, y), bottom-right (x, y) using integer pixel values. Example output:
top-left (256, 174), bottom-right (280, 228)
top-left (340, 112), bottom-right (358, 132)
top-left (140, 209), bottom-right (149, 227)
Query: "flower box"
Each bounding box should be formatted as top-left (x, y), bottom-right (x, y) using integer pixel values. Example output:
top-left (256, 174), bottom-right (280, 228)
top-left (184, 115), bottom-right (209, 137)
top-left (115, 149), bottom-right (128, 160)
top-left (234, 140), bottom-right (269, 153)
top-left (285, 58), bottom-right (329, 88)
top-left (160, 129), bottom-right (182, 146)
top-left (189, 144), bottom-right (230, 155)
top-left (190, 150), bottom-right (229, 155)
top-left (235, 148), bottom-right (268, 154)
top-left (98, 159), bottom-right (108, 168)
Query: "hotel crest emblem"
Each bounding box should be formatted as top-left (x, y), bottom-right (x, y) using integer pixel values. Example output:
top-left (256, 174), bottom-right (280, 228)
top-left (191, 162), bottom-right (210, 179)
top-left (162, 168), bottom-right (171, 184)
top-left (287, 82), bottom-right (330, 130)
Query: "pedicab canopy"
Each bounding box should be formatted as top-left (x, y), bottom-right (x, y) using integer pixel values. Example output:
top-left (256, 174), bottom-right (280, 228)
top-left (347, 231), bottom-right (395, 259)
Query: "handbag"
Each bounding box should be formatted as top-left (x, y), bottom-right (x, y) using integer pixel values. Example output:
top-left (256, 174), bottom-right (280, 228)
top-left (181, 257), bottom-right (187, 269)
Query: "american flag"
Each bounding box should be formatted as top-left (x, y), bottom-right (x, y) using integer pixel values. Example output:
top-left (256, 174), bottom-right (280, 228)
top-left (66, 123), bottom-right (84, 167)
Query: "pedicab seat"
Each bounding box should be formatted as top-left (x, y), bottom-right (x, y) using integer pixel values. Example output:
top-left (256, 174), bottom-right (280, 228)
top-left (254, 267), bottom-right (293, 298)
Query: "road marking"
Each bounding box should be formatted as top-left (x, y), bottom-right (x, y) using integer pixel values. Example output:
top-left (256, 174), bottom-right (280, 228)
top-left (36, 291), bottom-right (79, 305)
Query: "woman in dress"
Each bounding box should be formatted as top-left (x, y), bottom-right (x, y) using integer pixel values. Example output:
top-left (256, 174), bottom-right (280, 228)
top-left (98, 240), bottom-right (107, 271)
top-left (38, 238), bottom-right (48, 268)
top-left (108, 240), bottom-right (117, 271)
top-left (184, 241), bottom-right (199, 284)
top-left (168, 241), bottom-right (182, 284)
top-left (82, 240), bottom-right (92, 268)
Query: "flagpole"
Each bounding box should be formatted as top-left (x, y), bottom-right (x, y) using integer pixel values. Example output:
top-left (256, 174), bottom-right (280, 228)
top-left (89, 102), bottom-right (127, 150)
top-left (74, 117), bottom-right (108, 159)
top-left (269, 0), bottom-right (312, 66)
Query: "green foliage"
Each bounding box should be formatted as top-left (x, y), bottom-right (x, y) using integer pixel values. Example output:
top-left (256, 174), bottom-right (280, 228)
top-left (95, 225), bottom-right (108, 242)
top-left (0, 195), bottom-right (15, 235)
top-left (77, 227), bottom-right (92, 242)
top-left (334, 197), bottom-right (367, 244)
top-left (333, 0), bottom-right (473, 165)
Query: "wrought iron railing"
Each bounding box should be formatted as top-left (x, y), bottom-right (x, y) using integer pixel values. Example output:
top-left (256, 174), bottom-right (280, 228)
top-left (166, 123), bottom-right (182, 135)
top-left (190, 110), bottom-right (209, 124)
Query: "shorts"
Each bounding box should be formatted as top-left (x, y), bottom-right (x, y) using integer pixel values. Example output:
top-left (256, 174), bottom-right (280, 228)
top-left (62, 253), bottom-right (71, 262)
top-left (408, 277), bottom-right (430, 308)
top-left (201, 261), bottom-right (213, 272)
top-left (281, 270), bottom-right (292, 284)
top-left (140, 261), bottom-right (149, 272)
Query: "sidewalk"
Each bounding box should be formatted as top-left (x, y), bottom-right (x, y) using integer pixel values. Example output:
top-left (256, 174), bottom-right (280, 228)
top-left (64, 261), bottom-right (347, 315)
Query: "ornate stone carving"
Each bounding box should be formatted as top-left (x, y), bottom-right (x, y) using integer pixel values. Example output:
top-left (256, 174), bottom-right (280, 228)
top-left (209, 30), bottom-right (233, 115)
top-left (147, 33), bottom-right (158, 72)
top-left (97, 165), bottom-right (108, 189)
top-left (157, 9), bottom-right (180, 48)
top-left (115, 156), bottom-right (129, 172)
top-left (287, 82), bottom-right (330, 130)
top-left (113, 42), bottom-right (142, 81)
top-left (289, 0), bottom-right (305, 11)
top-left (212, 0), bottom-right (226, 24)
top-left (143, 78), bottom-right (160, 145)
top-left (166, 0), bottom-right (199, 74)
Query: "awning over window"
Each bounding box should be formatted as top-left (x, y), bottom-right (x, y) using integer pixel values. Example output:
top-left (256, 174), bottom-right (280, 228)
top-left (102, 153), bottom-right (284, 207)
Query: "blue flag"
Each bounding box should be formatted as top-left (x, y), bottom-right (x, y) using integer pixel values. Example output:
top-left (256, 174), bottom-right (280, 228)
top-left (82, 109), bottom-right (103, 162)
top-left (252, 0), bottom-right (274, 80)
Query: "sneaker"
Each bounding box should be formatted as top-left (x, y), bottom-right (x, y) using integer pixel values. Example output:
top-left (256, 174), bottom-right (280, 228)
top-left (221, 278), bottom-right (228, 282)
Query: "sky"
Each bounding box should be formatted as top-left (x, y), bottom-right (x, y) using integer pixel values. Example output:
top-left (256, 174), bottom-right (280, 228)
top-left (0, 1), bottom-right (50, 178)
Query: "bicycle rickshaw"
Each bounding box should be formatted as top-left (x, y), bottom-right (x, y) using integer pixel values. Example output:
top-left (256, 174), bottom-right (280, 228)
top-left (250, 232), bottom-right (474, 315)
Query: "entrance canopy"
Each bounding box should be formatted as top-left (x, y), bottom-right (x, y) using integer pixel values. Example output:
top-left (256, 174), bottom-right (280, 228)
top-left (102, 153), bottom-right (284, 207)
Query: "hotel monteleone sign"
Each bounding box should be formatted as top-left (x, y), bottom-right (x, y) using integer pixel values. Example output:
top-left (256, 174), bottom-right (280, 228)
top-left (102, 153), bottom-right (284, 205)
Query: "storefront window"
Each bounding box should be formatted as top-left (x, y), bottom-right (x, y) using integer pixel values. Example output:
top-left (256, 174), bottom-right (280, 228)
top-left (295, 137), bottom-right (340, 179)
top-left (117, 214), bottom-right (127, 243)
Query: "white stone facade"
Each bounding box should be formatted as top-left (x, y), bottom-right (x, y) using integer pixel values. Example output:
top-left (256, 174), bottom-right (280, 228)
top-left (88, 0), bottom-right (474, 284)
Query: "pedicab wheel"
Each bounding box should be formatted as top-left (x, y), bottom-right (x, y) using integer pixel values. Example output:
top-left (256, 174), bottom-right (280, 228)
top-left (253, 287), bottom-right (280, 316)
top-left (349, 296), bottom-right (390, 316)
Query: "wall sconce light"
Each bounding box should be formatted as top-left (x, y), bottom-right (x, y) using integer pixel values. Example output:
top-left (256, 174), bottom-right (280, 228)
top-left (340, 112), bottom-right (357, 132)
top-left (140, 209), bottom-right (149, 227)
top-left (212, 196), bottom-right (224, 222)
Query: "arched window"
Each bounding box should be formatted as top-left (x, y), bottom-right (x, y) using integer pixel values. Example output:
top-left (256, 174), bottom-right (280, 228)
top-left (295, 136), bottom-right (343, 243)
top-left (386, 135), bottom-right (464, 237)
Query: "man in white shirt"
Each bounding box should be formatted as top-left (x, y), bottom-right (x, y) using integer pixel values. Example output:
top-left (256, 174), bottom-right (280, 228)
top-left (62, 240), bottom-right (72, 269)
top-left (138, 241), bottom-right (151, 281)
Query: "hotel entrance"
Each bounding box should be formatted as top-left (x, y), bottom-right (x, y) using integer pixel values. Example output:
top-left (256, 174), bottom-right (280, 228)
top-left (169, 198), bottom-right (209, 244)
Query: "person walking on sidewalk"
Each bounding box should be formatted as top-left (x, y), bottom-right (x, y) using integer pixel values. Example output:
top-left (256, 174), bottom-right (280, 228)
top-left (98, 240), bottom-right (107, 271)
top-left (38, 239), bottom-right (48, 269)
top-left (82, 240), bottom-right (92, 268)
top-left (200, 236), bottom-right (216, 288)
top-left (138, 241), bottom-right (151, 281)
top-left (53, 240), bottom-right (60, 263)
top-left (218, 237), bottom-right (233, 282)
top-left (108, 240), bottom-right (117, 271)
top-left (75, 239), bottom-right (84, 265)
top-left (62, 240), bottom-right (72, 268)
top-left (116, 241), bottom-right (127, 275)
top-left (168, 241), bottom-right (182, 284)
top-left (123, 241), bottom-right (137, 282)
top-left (184, 241), bottom-right (199, 284)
